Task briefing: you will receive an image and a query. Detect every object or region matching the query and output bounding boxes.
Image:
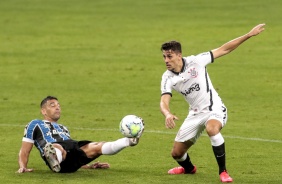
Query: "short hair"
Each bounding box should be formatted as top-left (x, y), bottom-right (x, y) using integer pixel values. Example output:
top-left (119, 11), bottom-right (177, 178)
top-left (40, 96), bottom-right (58, 108)
top-left (161, 41), bottom-right (182, 53)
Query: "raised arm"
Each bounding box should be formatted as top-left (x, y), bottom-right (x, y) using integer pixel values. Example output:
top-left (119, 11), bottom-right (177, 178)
top-left (17, 141), bottom-right (34, 173)
top-left (212, 23), bottom-right (265, 59)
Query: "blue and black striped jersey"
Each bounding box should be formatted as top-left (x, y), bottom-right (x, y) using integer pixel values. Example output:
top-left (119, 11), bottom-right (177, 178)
top-left (23, 119), bottom-right (71, 156)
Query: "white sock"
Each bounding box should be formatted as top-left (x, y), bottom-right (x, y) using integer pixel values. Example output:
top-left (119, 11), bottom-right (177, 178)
top-left (101, 138), bottom-right (130, 155)
top-left (175, 153), bottom-right (187, 162)
top-left (54, 148), bottom-right (63, 163)
top-left (210, 133), bottom-right (224, 146)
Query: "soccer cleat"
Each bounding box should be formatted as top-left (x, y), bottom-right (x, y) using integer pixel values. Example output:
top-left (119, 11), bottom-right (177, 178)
top-left (44, 143), bottom-right (61, 172)
top-left (129, 138), bottom-right (139, 146)
top-left (168, 166), bottom-right (197, 174)
top-left (189, 166), bottom-right (197, 174)
top-left (220, 170), bottom-right (233, 183)
top-left (168, 167), bottom-right (185, 174)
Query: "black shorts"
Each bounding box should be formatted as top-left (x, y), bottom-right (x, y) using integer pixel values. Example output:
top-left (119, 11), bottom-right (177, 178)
top-left (46, 139), bottom-right (95, 173)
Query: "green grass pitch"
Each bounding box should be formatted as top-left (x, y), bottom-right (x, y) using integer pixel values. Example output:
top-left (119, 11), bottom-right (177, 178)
top-left (0, 0), bottom-right (282, 183)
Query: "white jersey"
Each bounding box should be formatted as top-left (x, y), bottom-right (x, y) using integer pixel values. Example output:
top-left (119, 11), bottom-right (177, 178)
top-left (161, 51), bottom-right (224, 115)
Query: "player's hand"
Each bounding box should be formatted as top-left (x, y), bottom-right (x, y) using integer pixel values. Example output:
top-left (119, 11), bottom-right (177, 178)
top-left (165, 113), bottom-right (179, 129)
top-left (16, 167), bottom-right (33, 173)
top-left (248, 23), bottom-right (265, 37)
top-left (89, 161), bottom-right (110, 169)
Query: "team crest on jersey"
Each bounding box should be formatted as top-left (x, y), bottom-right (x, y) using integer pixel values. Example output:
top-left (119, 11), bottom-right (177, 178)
top-left (44, 123), bottom-right (51, 129)
top-left (188, 68), bottom-right (198, 78)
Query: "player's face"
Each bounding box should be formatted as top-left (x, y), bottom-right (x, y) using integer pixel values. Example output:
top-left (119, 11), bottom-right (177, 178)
top-left (41, 99), bottom-right (61, 122)
top-left (162, 50), bottom-right (182, 73)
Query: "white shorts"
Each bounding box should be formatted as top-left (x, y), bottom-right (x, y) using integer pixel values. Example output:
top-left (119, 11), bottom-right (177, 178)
top-left (175, 106), bottom-right (227, 143)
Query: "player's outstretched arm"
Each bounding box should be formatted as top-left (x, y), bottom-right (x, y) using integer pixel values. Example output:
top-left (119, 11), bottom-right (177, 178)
top-left (16, 142), bottom-right (34, 173)
top-left (212, 23), bottom-right (266, 59)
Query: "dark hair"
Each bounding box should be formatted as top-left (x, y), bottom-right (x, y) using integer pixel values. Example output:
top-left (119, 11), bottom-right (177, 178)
top-left (40, 96), bottom-right (58, 108)
top-left (161, 41), bottom-right (182, 53)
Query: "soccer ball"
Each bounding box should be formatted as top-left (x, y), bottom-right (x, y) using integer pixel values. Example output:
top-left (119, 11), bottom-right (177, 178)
top-left (119, 115), bottom-right (144, 138)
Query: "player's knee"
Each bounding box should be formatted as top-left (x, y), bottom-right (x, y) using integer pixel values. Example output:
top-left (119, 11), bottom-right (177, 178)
top-left (52, 143), bottom-right (64, 152)
top-left (206, 127), bottom-right (219, 136)
top-left (171, 150), bottom-right (185, 159)
top-left (79, 142), bottom-right (102, 158)
top-left (206, 121), bottom-right (222, 136)
top-left (52, 143), bottom-right (67, 159)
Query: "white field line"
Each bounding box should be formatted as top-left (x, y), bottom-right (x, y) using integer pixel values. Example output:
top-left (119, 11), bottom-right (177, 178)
top-left (1, 124), bottom-right (282, 143)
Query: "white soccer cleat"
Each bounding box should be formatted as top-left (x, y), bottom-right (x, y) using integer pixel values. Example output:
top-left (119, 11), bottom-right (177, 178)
top-left (129, 138), bottom-right (139, 146)
top-left (44, 143), bottom-right (61, 172)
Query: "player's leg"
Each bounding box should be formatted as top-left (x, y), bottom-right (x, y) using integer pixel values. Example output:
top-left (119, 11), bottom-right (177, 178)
top-left (168, 115), bottom-right (205, 175)
top-left (206, 116), bottom-right (233, 182)
top-left (80, 137), bottom-right (142, 159)
top-left (168, 141), bottom-right (196, 174)
top-left (206, 119), bottom-right (226, 172)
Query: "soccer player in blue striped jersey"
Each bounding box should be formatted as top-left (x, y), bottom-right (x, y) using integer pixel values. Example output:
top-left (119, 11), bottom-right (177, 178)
top-left (160, 24), bottom-right (265, 182)
top-left (17, 96), bottom-right (143, 173)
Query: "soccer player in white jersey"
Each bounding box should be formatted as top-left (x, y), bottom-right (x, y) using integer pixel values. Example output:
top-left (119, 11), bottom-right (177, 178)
top-left (160, 24), bottom-right (265, 183)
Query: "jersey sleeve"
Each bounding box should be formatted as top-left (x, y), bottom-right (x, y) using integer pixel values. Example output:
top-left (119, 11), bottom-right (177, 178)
top-left (194, 51), bottom-right (214, 67)
top-left (161, 72), bottom-right (173, 96)
top-left (22, 120), bottom-right (38, 143)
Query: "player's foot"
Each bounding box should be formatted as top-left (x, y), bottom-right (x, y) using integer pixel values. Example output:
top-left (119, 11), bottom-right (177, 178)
top-left (168, 166), bottom-right (197, 174)
top-left (129, 138), bottom-right (139, 146)
top-left (189, 166), bottom-right (197, 174)
top-left (220, 170), bottom-right (233, 183)
top-left (44, 143), bottom-right (61, 172)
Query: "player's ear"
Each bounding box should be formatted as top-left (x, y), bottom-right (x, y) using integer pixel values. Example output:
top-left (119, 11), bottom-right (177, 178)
top-left (177, 52), bottom-right (182, 59)
top-left (41, 108), bottom-right (46, 115)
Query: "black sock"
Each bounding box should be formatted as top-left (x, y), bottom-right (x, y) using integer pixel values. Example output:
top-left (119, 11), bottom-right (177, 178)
top-left (177, 153), bottom-right (195, 173)
top-left (212, 143), bottom-right (226, 174)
